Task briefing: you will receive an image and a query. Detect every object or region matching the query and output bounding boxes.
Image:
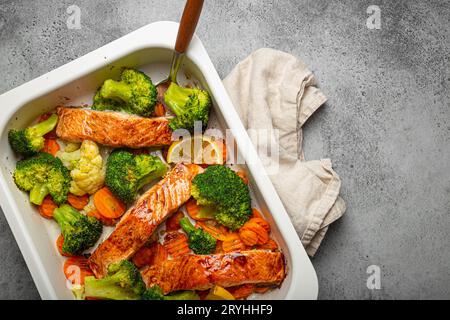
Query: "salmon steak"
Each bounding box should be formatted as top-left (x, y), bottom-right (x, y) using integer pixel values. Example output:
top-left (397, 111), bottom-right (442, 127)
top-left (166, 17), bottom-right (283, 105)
top-left (141, 250), bottom-right (285, 293)
top-left (88, 163), bottom-right (203, 278)
top-left (56, 107), bottom-right (172, 148)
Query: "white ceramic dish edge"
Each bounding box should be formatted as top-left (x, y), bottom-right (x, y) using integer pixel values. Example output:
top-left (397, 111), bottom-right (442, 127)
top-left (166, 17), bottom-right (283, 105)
top-left (0, 21), bottom-right (318, 300)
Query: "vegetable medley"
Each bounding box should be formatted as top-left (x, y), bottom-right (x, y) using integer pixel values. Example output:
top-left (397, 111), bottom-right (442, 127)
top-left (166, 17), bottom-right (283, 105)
top-left (8, 68), bottom-right (283, 300)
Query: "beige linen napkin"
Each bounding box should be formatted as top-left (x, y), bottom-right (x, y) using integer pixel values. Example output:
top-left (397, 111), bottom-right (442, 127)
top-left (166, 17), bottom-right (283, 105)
top-left (223, 48), bottom-right (346, 256)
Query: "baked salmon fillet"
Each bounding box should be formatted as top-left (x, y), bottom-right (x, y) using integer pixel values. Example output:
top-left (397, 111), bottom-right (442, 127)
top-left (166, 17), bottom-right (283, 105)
top-left (88, 163), bottom-right (202, 278)
top-left (141, 251), bottom-right (285, 293)
top-left (56, 107), bottom-right (172, 148)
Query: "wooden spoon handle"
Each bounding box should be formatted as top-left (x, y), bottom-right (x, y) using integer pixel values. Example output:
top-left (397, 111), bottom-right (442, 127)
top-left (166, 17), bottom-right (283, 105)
top-left (175, 0), bottom-right (204, 54)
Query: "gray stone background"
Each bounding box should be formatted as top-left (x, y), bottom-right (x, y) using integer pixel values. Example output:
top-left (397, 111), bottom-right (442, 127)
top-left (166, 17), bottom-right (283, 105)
top-left (0, 0), bottom-right (449, 300)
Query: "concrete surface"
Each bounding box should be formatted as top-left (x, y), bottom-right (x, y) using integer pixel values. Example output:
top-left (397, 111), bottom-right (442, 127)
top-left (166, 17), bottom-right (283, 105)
top-left (0, 0), bottom-right (449, 300)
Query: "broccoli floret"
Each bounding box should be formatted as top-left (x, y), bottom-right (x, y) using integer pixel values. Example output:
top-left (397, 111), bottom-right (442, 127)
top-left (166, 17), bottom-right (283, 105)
top-left (92, 69), bottom-right (157, 117)
top-left (71, 285), bottom-right (85, 300)
top-left (141, 285), bottom-right (164, 300)
top-left (92, 92), bottom-right (123, 112)
top-left (105, 149), bottom-right (168, 203)
top-left (191, 165), bottom-right (252, 230)
top-left (142, 285), bottom-right (199, 300)
top-left (164, 82), bottom-right (211, 131)
top-left (8, 114), bottom-right (58, 156)
top-left (165, 291), bottom-right (200, 300)
top-left (84, 260), bottom-right (145, 300)
top-left (179, 217), bottom-right (216, 254)
top-left (53, 204), bottom-right (102, 255)
top-left (13, 152), bottom-right (71, 205)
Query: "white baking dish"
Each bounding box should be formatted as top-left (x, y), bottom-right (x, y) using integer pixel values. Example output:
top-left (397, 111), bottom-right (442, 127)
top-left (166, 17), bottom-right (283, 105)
top-left (0, 21), bottom-right (318, 300)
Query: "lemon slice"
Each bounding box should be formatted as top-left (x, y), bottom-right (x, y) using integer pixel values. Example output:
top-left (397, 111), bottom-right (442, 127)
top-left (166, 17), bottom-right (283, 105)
top-left (206, 286), bottom-right (235, 300)
top-left (167, 135), bottom-right (224, 165)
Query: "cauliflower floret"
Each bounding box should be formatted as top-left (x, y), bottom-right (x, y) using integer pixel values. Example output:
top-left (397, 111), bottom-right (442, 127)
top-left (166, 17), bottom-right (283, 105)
top-left (57, 140), bottom-right (105, 196)
top-left (57, 149), bottom-right (81, 170)
top-left (64, 142), bottom-right (81, 153)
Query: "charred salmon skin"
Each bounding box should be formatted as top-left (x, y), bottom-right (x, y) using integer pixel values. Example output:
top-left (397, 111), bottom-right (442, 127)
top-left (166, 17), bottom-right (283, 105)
top-left (56, 107), bottom-right (172, 148)
top-left (88, 163), bottom-right (202, 278)
top-left (141, 250), bottom-right (285, 293)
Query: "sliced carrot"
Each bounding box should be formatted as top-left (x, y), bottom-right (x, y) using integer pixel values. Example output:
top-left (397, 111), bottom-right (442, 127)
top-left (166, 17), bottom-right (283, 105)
top-left (252, 217), bottom-right (270, 232)
top-left (154, 102), bottom-right (166, 117)
top-left (87, 209), bottom-right (117, 226)
top-left (185, 198), bottom-right (201, 220)
top-left (185, 198), bottom-right (215, 221)
top-left (132, 245), bottom-right (156, 268)
top-left (163, 231), bottom-right (190, 258)
top-left (38, 196), bottom-right (57, 219)
top-left (196, 220), bottom-right (230, 241)
top-left (251, 208), bottom-right (263, 219)
top-left (227, 284), bottom-right (255, 300)
top-left (256, 239), bottom-right (279, 251)
top-left (166, 210), bottom-right (185, 231)
top-left (235, 170), bottom-right (248, 184)
top-left (238, 228), bottom-right (259, 246)
top-left (222, 233), bottom-right (246, 253)
top-left (238, 218), bottom-right (270, 246)
top-left (153, 242), bottom-right (168, 265)
top-left (56, 234), bottom-right (72, 257)
top-left (42, 139), bottom-right (60, 156)
top-left (238, 215), bottom-right (271, 246)
top-left (93, 187), bottom-right (126, 219)
top-left (67, 193), bottom-right (90, 210)
top-left (63, 256), bottom-right (93, 285)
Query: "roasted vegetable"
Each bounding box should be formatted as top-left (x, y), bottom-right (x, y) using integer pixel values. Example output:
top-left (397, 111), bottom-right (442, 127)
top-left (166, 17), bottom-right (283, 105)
top-left (8, 114), bottom-right (58, 156)
top-left (205, 285), bottom-right (235, 300)
top-left (142, 285), bottom-right (199, 300)
top-left (39, 196), bottom-right (58, 219)
top-left (53, 204), bottom-right (102, 255)
top-left (141, 285), bottom-right (164, 300)
top-left (164, 82), bottom-right (211, 131)
top-left (42, 139), bottom-right (60, 156)
top-left (222, 233), bottom-right (247, 252)
top-left (105, 149), bottom-right (168, 203)
top-left (93, 187), bottom-right (126, 219)
top-left (84, 260), bottom-right (146, 300)
top-left (185, 198), bottom-right (215, 221)
top-left (67, 193), bottom-right (90, 210)
top-left (57, 140), bottom-right (105, 196)
top-left (179, 217), bottom-right (216, 254)
top-left (92, 69), bottom-right (157, 117)
top-left (13, 152), bottom-right (70, 205)
top-left (71, 285), bottom-right (85, 300)
top-left (191, 165), bottom-right (252, 230)
top-left (63, 256), bottom-right (93, 284)
top-left (239, 217), bottom-right (270, 246)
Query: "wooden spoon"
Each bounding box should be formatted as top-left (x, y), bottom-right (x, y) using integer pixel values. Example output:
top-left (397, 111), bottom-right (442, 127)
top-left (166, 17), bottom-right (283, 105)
top-left (157, 0), bottom-right (205, 101)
